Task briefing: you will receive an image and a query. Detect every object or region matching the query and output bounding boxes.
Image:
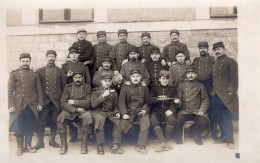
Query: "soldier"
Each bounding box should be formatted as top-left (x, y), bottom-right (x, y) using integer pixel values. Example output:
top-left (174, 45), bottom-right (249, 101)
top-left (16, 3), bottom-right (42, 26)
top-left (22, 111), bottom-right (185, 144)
top-left (192, 42), bottom-right (217, 140)
top-left (119, 69), bottom-right (150, 154)
top-left (138, 32), bottom-right (160, 64)
top-left (210, 41), bottom-right (238, 149)
top-left (35, 50), bottom-right (66, 150)
top-left (146, 47), bottom-right (169, 88)
top-left (71, 28), bottom-right (93, 68)
top-left (175, 65), bottom-right (209, 145)
top-left (120, 47), bottom-right (150, 87)
top-left (162, 29), bottom-right (190, 67)
top-left (109, 29), bottom-right (135, 72)
top-left (56, 69), bottom-right (93, 154)
top-left (168, 51), bottom-right (188, 87)
top-left (91, 72), bottom-right (124, 155)
top-left (92, 31), bottom-right (113, 74)
top-left (149, 70), bottom-right (177, 152)
top-left (8, 53), bottom-right (43, 156)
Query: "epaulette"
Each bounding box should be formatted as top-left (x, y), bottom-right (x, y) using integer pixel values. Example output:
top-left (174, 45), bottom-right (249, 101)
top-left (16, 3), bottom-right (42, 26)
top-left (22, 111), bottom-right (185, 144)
top-left (31, 68), bottom-right (38, 73)
top-left (11, 68), bottom-right (19, 73)
top-left (65, 83), bottom-right (72, 87)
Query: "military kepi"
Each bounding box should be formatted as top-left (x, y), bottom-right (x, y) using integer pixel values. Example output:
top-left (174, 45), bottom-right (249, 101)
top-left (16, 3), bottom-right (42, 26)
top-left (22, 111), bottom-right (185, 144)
top-left (97, 30), bottom-right (106, 36)
top-left (77, 28), bottom-right (87, 33)
top-left (186, 65), bottom-right (197, 73)
top-left (151, 47), bottom-right (161, 54)
top-left (170, 29), bottom-right (180, 36)
top-left (212, 41), bottom-right (225, 50)
top-left (198, 41), bottom-right (209, 48)
top-left (101, 72), bottom-right (113, 79)
top-left (141, 32), bottom-right (151, 38)
top-left (73, 68), bottom-right (83, 76)
top-left (118, 29), bottom-right (127, 34)
top-left (130, 69), bottom-right (141, 75)
top-left (127, 47), bottom-right (139, 54)
top-left (160, 70), bottom-right (170, 77)
top-left (20, 53), bottom-right (31, 60)
top-left (46, 50), bottom-right (57, 56)
top-left (68, 47), bottom-right (79, 54)
top-left (102, 56), bottom-right (112, 62)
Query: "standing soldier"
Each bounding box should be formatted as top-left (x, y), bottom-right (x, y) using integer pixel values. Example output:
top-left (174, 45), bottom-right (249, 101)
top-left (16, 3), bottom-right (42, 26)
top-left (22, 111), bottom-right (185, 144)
top-left (8, 53), bottom-right (43, 156)
top-left (138, 32), bottom-right (160, 65)
top-left (109, 29), bottom-right (135, 72)
top-left (35, 50), bottom-right (66, 150)
top-left (119, 69), bottom-right (150, 154)
top-left (92, 31), bottom-right (113, 74)
top-left (211, 41), bottom-right (238, 149)
top-left (162, 29), bottom-right (190, 67)
top-left (56, 69), bottom-right (93, 154)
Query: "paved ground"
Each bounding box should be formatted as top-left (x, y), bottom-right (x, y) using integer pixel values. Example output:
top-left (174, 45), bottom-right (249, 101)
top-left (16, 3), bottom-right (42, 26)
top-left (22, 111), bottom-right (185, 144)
top-left (8, 130), bottom-right (239, 163)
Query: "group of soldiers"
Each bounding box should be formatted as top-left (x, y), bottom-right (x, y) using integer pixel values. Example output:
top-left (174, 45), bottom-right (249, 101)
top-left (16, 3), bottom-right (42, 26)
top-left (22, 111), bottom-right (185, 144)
top-left (8, 28), bottom-right (238, 156)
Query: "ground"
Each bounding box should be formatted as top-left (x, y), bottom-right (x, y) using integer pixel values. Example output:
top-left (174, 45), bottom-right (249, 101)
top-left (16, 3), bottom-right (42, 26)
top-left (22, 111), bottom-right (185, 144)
top-left (8, 129), bottom-right (239, 163)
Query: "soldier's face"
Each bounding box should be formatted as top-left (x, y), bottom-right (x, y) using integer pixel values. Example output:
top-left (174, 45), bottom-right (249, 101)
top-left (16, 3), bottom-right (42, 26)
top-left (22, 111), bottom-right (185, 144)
top-left (20, 58), bottom-right (31, 68)
top-left (151, 52), bottom-right (160, 61)
top-left (130, 73), bottom-right (141, 84)
top-left (142, 36), bottom-right (150, 45)
top-left (170, 33), bottom-right (179, 42)
top-left (159, 76), bottom-right (169, 86)
top-left (118, 33), bottom-right (127, 42)
top-left (73, 74), bottom-right (83, 85)
top-left (69, 52), bottom-right (80, 61)
top-left (199, 47), bottom-right (209, 56)
top-left (176, 53), bottom-right (186, 64)
top-left (214, 47), bottom-right (225, 58)
top-left (78, 32), bottom-right (87, 40)
top-left (98, 35), bottom-right (107, 43)
top-left (102, 61), bottom-right (112, 70)
top-left (101, 79), bottom-right (112, 88)
top-left (186, 72), bottom-right (197, 81)
top-left (46, 54), bottom-right (56, 64)
top-left (129, 52), bottom-right (139, 62)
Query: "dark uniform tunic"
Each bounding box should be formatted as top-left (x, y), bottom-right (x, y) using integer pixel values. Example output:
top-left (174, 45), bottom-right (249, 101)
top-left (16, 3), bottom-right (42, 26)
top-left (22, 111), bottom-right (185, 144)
top-left (120, 61), bottom-right (150, 86)
top-left (61, 61), bottom-right (91, 85)
top-left (109, 42), bottom-right (135, 71)
top-left (146, 61), bottom-right (169, 88)
top-left (92, 42), bottom-right (113, 73)
top-left (162, 41), bottom-right (190, 62)
top-left (138, 43), bottom-right (159, 64)
top-left (91, 87), bottom-right (121, 145)
top-left (8, 67), bottom-right (43, 134)
top-left (169, 63), bottom-right (188, 87)
top-left (72, 39), bottom-right (93, 64)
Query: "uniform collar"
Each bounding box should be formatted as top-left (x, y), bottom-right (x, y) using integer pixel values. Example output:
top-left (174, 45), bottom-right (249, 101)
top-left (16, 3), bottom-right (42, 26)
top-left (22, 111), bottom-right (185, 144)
top-left (143, 43), bottom-right (151, 46)
top-left (131, 82), bottom-right (142, 87)
top-left (120, 41), bottom-right (127, 44)
top-left (170, 41), bottom-right (180, 45)
top-left (99, 42), bottom-right (107, 45)
top-left (47, 63), bottom-right (55, 67)
top-left (78, 39), bottom-right (87, 43)
top-left (73, 82), bottom-right (83, 87)
top-left (20, 66), bottom-right (30, 70)
top-left (217, 54), bottom-right (227, 59)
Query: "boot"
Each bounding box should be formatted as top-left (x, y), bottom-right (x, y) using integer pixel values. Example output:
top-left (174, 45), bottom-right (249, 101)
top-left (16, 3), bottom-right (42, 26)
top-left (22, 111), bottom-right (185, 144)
top-left (16, 135), bottom-right (23, 156)
top-left (110, 143), bottom-right (124, 154)
top-left (49, 129), bottom-right (60, 148)
top-left (81, 132), bottom-right (88, 154)
top-left (24, 136), bottom-right (37, 153)
top-left (97, 144), bottom-right (104, 155)
top-left (35, 131), bottom-right (44, 150)
top-left (59, 133), bottom-right (68, 155)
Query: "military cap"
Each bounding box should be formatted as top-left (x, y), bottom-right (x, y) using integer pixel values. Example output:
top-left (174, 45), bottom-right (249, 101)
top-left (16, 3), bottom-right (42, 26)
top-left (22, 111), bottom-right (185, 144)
top-left (212, 41), bottom-right (225, 50)
top-left (170, 29), bottom-right (180, 36)
top-left (141, 32), bottom-right (151, 38)
top-left (186, 65), bottom-right (197, 73)
top-left (77, 28), bottom-right (87, 33)
top-left (102, 56), bottom-right (112, 62)
top-left (151, 47), bottom-right (161, 54)
top-left (19, 53), bottom-right (31, 60)
top-left (127, 47), bottom-right (139, 55)
top-left (72, 68), bottom-right (83, 76)
top-left (175, 50), bottom-right (185, 56)
top-left (198, 41), bottom-right (209, 48)
top-left (118, 29), bottom-right (128, 34)
top-left (101, 72), bottom-right (113, 79)
top-left (68, 47), bottom-right (80, 54)
top-left (130, 69), bottom-right (141, 75)
top-left (160, 70), bottom-right (170, 77)
top-left (97, 30), bottom-right (106, 36)
top-left (46, 50), bottom-right (57, 56)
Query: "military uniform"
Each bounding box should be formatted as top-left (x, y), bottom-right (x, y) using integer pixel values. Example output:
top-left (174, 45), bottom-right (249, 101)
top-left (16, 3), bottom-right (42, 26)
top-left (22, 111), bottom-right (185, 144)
top-left (169, 63), bottom-right (188, 87)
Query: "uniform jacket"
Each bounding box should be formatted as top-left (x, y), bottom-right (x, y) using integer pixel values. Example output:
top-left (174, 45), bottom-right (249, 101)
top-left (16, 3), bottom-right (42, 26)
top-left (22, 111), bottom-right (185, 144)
top-left (177, 79), bottom-right (209, 116)
top-left (72, 39), bottom-right (93, 64)
top-left (92, 42), bottom-right (113, 73)
top-left (162, 41), bottom-right (190, 62)
top-left (169, 63), bottom-right (188, 87)
top-left (120, 61), bottom-right (150, 86)
top-left (38, 64), bottom-right (66, 111)
top-left (92, 69), bottom-right (115, 88)
top-left (61, 61), bottom-right (91, 85)
top-left (8, 67), bottom-right (43, 128)
top-left (146, 61), bottom-right (169, 87)
top-left (212, 54), bottom-right (238, 119)
top-left (138, 43), bottom-right (159, 64)
top-left (109, 42), bottom-right (135, 71)
top-left (149, 85), bottom-right (177, 114)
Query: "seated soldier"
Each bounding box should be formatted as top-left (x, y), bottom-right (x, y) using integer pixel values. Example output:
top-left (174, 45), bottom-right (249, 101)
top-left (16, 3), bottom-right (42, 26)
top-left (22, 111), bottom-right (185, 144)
top-left (175, 65), bottom-right (209, 145)
top-left (91, 72), bottom-right (124, 155)
top-left (119, 69), bottom-right (150, 154)
top-left (56, 69), bottom-right (93, 155)
top-left (149, 70), bottom-right (178, 152)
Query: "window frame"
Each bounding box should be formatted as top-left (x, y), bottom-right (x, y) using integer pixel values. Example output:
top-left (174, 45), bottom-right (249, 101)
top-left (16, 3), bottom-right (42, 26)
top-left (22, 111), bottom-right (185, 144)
top-left (210, 7), bottom-right (237, 18)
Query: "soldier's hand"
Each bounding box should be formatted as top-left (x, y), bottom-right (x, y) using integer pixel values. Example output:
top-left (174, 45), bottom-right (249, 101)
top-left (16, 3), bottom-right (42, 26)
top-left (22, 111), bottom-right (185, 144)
top-left (174, 98), bottom-right (181, 104)
top-left (197, 111), bottom-right (204, 116)
top-left (165, 110), bottom-right (173, 117)
top-left (228, 92), bottom-right (234, 96)
top-left (67, 70), bottom-right (73, 77)
top-left (8, 107), bottom-right (15, 113)
top-left (171, 61), bottom-right (177, 66)
top-left (114, 113), bottom-right (120, 119)
top-left (98, 67), bottom-right (104, 71)
top-left (123, 114), bottom-right (130, 120)
top-left (102, 90), bottom-right (110, 97)
top-left (68, 100), bottom-right (75, 105)
top-left (157, 95), bottom-right (167, 101)
top-left (139, 109), bottom-right (146, 116)
top-left (121, 59), bottom-right (128, 65)
top-left (141, 59), bottom-right (146, 63)
top-left (114, 71), bottom-right (119, 75)
top-left (167, 62), bottom-right (172, 67)
top-left (37, 106), bottom-right (42, 112)
top-left (125, 81), bottom-right (131, 85)
top-left (84, 60), bottom-right (90, 65)
top-left (161, 59), bottom-right (166, 66)
top-left (185, 60), bottom-right (191, 65)
top-left (77, 108), bottom-right (85, 113)
top-left (141, 82), bottom-right (147, 86)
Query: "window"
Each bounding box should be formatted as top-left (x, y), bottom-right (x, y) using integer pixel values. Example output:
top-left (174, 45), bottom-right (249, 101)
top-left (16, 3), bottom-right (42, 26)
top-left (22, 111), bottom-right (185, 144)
top-left (210, 7), bottom-right (237, 18)
top-left (39, 8), bottom-right (94, 23)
